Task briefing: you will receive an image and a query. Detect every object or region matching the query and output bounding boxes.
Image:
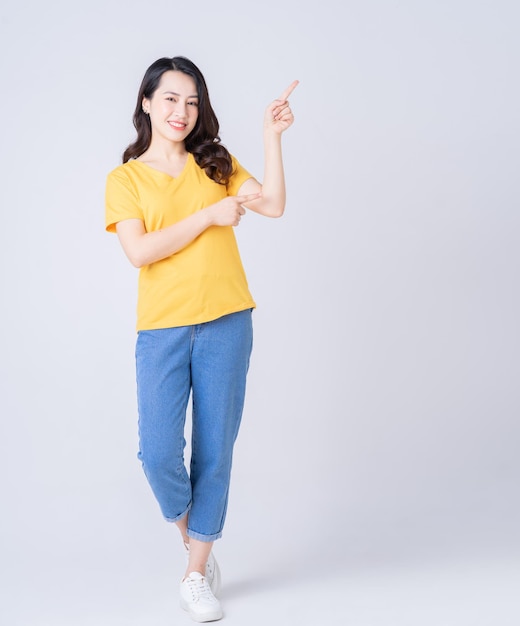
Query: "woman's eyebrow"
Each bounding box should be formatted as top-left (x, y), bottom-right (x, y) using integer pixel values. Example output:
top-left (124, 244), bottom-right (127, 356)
top-left (162, 90), bottom-right (199, 98)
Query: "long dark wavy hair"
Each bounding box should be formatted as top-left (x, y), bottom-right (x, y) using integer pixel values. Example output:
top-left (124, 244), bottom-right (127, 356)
top-left (122, 56), bottom-right (233, 184)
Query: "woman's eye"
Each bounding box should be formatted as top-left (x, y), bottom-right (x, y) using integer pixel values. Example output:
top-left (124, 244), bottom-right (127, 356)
top-left (188, 101), bottom-right (198, 107)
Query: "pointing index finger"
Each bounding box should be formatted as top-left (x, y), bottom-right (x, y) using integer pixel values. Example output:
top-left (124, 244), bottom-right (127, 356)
top-left (237, 192), bottom-right (262, 203)
top-left (277, 79), bottom-right (299, 101)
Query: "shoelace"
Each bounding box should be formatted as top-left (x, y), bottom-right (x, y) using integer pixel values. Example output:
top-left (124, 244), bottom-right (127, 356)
top-left (186, 576), bottom-right (214, 602)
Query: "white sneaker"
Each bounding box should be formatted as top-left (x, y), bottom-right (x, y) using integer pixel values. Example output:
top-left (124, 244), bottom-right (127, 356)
top-left (180, 571), bottom-right (223, 623)
top-left (184, 544), bottom-right (222, 597)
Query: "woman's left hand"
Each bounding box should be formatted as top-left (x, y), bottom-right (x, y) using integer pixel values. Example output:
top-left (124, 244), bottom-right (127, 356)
top-left (264, 80), bottom-right (299, 134)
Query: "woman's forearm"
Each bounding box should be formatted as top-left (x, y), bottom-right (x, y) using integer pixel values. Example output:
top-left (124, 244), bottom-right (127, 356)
top-left (116, 191), bottom-right (259, 268)
top-left (242, 83), bottom-right (297, 217)
top-left (258, 132), bottom-right (287, 217)
top-left (116, 210), bottom-right (212, 268)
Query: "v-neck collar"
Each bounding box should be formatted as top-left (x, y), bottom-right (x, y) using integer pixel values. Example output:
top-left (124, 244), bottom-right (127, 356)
top-left (132, 152), bottom-right (192, 181)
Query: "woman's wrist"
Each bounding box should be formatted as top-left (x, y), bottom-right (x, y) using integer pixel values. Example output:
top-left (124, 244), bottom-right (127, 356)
top-left (201, 205), bottom-right (215, 228)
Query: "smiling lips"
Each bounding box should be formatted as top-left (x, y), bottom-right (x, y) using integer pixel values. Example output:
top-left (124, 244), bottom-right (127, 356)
top-left (168, 120), bottom-right (187, 131)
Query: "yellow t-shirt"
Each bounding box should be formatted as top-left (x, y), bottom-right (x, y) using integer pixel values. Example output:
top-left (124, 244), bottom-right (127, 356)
top-left (105, 153), bottom-right (256, 330)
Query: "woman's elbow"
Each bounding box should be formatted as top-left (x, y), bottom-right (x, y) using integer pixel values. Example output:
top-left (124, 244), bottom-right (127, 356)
top-left (124, 248), bottom-right (148, 268)
top-left (116, 225), bottom-right (150, 268)
top-left (267, 204), bottom-right (285, 218)
top-left (260, 199), bottom-right (285, 218)
top-left (125, 245), bottom-right (171, 267)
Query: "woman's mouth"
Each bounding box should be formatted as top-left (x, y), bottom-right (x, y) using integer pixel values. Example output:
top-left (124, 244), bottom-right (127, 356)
top-left (168, 121), bottom-right (187, 131)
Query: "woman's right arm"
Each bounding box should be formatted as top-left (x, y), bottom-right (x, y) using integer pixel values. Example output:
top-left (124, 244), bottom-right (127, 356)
top-left (115, 191), bottom-right (261, 268)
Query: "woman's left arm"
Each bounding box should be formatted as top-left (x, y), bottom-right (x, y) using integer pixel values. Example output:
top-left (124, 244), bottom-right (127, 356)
top-left (239, 80), bottom-right (299, 218)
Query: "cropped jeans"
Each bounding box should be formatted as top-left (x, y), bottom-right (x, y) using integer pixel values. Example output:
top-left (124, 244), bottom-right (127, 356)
top-left (135, 309), bottom-right (253, 542)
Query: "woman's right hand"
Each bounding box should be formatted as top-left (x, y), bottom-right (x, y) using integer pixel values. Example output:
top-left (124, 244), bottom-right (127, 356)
top-left (206, 192), bottom-right (261, 227)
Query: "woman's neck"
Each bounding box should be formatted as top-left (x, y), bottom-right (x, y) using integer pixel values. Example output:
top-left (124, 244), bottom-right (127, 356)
top-left (141, 137), bottom-right (188, 163)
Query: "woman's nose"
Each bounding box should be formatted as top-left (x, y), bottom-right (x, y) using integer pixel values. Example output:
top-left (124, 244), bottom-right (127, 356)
top-left (174, 102), bottom-right (187, 118)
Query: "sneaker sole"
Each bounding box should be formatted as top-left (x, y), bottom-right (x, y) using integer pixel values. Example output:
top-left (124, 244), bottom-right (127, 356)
top-left (180, 597), bottom-right (223, 623)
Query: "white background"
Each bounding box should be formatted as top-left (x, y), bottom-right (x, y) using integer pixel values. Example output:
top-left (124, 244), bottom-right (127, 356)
top-left (1, 1), bottom-right (519, 624)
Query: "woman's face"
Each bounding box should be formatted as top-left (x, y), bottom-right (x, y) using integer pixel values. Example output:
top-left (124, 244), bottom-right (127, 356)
top-left (143, 70), bottom-right (199, 145)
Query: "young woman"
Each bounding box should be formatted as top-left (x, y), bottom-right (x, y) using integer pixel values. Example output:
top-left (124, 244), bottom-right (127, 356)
top-left (105, 56), bottom-right (297, 622)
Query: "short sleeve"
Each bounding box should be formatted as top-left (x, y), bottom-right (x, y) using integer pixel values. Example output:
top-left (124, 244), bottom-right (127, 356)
top-left (226, 155), bottom-right (253, 196)
top-left (105, 166), bottom-right (144, 233)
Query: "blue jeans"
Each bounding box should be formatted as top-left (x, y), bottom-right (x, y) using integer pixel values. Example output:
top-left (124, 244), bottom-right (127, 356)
top-left (135, 309), bottom-right (253, 542)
